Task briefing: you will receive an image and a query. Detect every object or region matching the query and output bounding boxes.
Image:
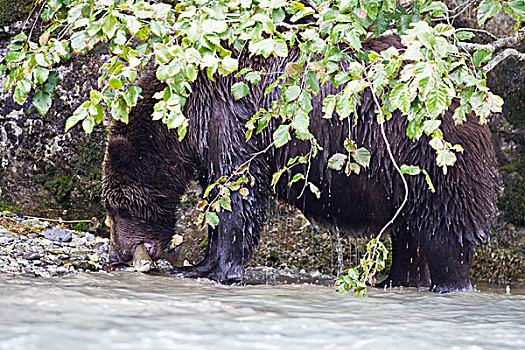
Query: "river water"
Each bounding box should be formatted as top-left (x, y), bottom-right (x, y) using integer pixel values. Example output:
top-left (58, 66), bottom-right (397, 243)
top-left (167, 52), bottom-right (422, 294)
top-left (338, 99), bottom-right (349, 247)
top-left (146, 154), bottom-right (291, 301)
top-left (1, 273), bottom-right (524, 350)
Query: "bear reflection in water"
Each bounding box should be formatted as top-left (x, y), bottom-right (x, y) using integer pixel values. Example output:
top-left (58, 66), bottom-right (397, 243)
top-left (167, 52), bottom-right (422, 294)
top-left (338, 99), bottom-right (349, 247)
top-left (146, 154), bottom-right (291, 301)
top-left (102, 36), bottom-right (498, 293)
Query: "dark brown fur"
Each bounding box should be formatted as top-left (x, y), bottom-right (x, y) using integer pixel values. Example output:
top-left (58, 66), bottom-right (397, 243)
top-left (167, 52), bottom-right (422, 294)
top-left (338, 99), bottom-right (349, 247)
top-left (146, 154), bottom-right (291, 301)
top-left (103, 36), bottom-right (498, 292)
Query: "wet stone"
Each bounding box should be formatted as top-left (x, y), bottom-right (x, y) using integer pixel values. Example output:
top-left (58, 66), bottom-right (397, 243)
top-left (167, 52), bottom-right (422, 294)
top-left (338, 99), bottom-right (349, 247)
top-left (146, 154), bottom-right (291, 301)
top-left (69, 237), bottom-right (86, 247)
top-left (22, 252), bottom-right (41, 260)
top-left (41, 229), bottom-right (72, 242)
top-left (1, 213), bottom-right (111, 278)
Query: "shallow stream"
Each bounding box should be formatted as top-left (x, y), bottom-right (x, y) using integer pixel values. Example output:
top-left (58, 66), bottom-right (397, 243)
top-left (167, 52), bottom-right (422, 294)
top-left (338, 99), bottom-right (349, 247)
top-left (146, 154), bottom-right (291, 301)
top-left (1, 273), bottom-right (524, 350)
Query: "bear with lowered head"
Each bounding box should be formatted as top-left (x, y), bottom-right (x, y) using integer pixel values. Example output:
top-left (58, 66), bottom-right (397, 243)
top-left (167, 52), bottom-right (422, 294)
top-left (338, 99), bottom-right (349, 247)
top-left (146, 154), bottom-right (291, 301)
top-left (102, 36), bottom-right (498, 293)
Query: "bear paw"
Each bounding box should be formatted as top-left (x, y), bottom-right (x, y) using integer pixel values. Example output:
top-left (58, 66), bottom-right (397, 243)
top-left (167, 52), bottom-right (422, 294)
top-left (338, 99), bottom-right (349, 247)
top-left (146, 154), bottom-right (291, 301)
top-left (169, 264), bottom-right (244, 284)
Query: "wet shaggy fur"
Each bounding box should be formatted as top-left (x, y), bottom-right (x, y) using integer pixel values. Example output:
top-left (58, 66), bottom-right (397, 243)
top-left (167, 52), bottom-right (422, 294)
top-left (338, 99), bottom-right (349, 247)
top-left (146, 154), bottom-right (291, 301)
top-left (103, 36), bottom-right (498, 292)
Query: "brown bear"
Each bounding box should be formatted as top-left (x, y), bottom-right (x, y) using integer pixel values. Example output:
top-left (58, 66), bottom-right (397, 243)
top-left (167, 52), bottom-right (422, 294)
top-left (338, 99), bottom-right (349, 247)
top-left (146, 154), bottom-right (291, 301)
top-left (102, 36), bottom-right (498, 292)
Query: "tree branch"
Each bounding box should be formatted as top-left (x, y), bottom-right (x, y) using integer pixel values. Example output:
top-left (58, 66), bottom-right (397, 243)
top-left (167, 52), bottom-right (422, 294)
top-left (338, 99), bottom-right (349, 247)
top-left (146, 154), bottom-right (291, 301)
top-left (457, 29), bottom-right (525, 72)
top-left (483, 48), bottom-right (525, 72)
top-left (458, 30), bottom-right (525, 52)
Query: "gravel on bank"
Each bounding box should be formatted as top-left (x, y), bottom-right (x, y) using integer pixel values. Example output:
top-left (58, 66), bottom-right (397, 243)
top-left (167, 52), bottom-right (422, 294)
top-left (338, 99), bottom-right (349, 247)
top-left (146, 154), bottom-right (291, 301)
top-left (0, 212), bottom-right (334, 285)
top-left (0, 214), bottom-right (112, 277)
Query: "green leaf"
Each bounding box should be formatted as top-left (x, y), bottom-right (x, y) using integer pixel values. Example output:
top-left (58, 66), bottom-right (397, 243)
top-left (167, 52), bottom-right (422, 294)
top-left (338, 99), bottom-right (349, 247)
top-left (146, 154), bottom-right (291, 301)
top-left (221, 56), bottom-right (239, 75)
top-left (44, 72), bottom-right (60, 94)
top-left (231, 82), bottom-right (249, 100)
top-left (284, 85), bottom-right (301, 102)
top-left (389, 83), bottom-right (411, 114)
top-left (505, 0), bottom-right (525, 20)
top-left (167, 113), bottom-right (185, 129)
top-left (306, 70), bottom-right (320, 95)
top-left (452, 104), bottom-right (468, 124)
top-left (125, 15), bottom-right (141, 35)
top-left (289, 173), bottom-right (305, 186)
top-left (426, 83), bottom-right (450, 117)
top-left (372, 11), bottom-right (393, 37)
top-left (276, 40), bottom-right (289, 57)
top-left (5, 50), bottom-right (26, 62)
top-left (455, 31), bottom-right (475, 41)
top-left (273, 125), bottom-right (291, 148)
top-left (186, 65), bottom-right (197, 81)
top-left (109, 76), bottom-right (123, 89)
top-left (82, 116), bottom-right (95, 134)
top-left (328, 153), bottom-right (347, 171)
top-left (345, 30), bottom-right (362, 50)
top-left (33, 66), bottom-right (50, 84)
top-left (400, 164), bottom-right (421, 176)
top-left (70, 31), bottom-right (87, 53)
top-left (292, 110), bottom-right (309, 134)
top-left (344, 138), bottom-right (357, 152)
top-left (271, 168), bottom-right (286, 189)
top-left (206, 212), bottom-right (220, 228)
top-left (308, 183), bottom-right (321, 199)
top-left (102, 14), bottom-right (118, 39)
top-left (299, 91), bottom-right (313, 113)
top-left (477, 0), bottom-right (503, 25)
top-left (14, 79), bottom-right (31, 104)
top-left (353, 147), bottom-right (370, 167)
top-left (423, 120), bottom-right (441, 135)
top-left (219, 196), bottom-right (232, 211)
top-left (472, 49), bottom-right (492, 67)
top-left (436, 149), bottom-right (457, 173)
top-left (245, 71), bottom-right (261, 84)
top-left (66, 101), bottom-right (90, 131)
top-left (32, 91), bottom-right (52, 116)
top-left (322, 95), bottom-right (336, 119)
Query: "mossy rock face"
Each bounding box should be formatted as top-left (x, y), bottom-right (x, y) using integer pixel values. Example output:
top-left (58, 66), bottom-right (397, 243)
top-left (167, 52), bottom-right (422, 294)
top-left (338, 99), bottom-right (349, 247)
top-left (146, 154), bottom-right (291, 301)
top-left (0, 0), bottom-right (34, 26)
top-left (1, 27), bottom-right (107, 222)
top-left (472, 216), bottom-right (525, 283)
top-left (487, 58), bottom-right (525, 228)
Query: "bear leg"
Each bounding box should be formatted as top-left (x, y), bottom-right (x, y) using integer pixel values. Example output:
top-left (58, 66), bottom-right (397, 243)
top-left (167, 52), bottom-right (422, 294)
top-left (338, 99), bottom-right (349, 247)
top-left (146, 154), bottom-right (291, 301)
top-left (421, 233), bottom-right (473, 293)
top-left (170, 182), bottom-right (270, 283)
top-left (378, 227), bottom-right (431, 289)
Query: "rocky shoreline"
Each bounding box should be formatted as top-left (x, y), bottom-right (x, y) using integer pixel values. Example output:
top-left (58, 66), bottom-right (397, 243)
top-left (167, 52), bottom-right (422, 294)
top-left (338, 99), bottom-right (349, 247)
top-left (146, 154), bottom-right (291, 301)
top-left (0, 214), bottom-right (111, 277)
top-left (0, 212), bottom-right (335, 285)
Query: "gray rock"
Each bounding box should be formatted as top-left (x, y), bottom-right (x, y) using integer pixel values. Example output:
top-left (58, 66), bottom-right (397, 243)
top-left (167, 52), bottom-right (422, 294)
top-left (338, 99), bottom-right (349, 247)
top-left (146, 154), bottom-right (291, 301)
top-left (69, 237), bottom-right (85, 247)
top-left (84, 233), bottom-right (95, 242)
top-left (22, 252), bottom-right (41, 260)
top-left (56, 266), bottom-right (69, 275)
top-left (41, 229), bottom-right (72, 242)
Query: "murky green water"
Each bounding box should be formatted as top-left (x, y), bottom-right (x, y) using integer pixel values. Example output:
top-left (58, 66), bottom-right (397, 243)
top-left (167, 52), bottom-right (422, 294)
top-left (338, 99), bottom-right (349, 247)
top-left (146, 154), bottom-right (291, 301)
top-left (1, 273), bottom-right (524, 350)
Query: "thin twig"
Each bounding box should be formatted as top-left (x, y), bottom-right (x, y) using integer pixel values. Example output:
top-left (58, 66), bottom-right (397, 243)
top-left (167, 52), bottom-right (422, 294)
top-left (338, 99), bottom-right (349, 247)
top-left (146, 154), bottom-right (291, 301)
top-left (28, 1), bottom-right (46, 41)
top-left (23, 215), bottom-right (94, 224)
top-left (22, 0), bottom-right (43, 32)
top-left (455, 27), bottom-right (498, 41)
top-left (297, 141), bottom-right (313, 199)
top-left (369, 88), bottom-right (409, 240)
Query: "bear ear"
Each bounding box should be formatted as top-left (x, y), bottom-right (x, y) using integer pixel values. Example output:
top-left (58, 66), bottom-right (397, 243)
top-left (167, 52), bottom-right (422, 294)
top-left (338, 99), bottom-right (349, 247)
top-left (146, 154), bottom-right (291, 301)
top-left (106, 136), bottom-right (135, 171)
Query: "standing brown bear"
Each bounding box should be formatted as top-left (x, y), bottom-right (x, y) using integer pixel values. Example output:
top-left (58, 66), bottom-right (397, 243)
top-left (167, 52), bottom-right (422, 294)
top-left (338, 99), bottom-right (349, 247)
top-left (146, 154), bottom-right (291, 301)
top-left (103, 36), bottom-right (498, 292)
